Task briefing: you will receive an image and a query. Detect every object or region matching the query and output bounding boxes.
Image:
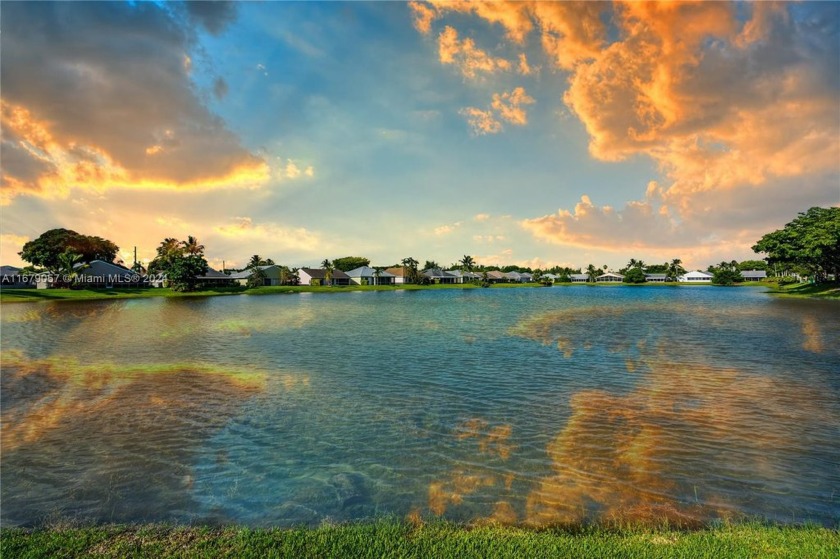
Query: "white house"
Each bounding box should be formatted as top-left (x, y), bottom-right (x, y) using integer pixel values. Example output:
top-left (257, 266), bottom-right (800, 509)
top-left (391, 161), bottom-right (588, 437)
top-left (678, 270), bottom-right (713, 282)
top-left (445, 270), bottom-right (481, 283)
top-left (644, 273), bottom-right (668, 282)
top-left (297, 267), bottom-right (351, 286)
top-left (570, 274), bottom-right (589, 283)
top-left (423, 268), bottom-right (457, 284)
top-left (345, 266), bottom-right (395, 285)
top-left (596, 272), bottom-right (624, 283)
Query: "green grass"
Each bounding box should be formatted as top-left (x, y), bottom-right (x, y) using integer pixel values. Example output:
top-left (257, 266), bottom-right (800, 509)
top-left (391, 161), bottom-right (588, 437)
top-left (765, 281), bottom-right (840, 299)
top-left (1, 521), bottom-right (837, 559)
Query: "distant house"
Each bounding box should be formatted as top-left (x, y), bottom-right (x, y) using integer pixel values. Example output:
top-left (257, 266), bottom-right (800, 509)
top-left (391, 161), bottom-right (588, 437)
top-left (444, 270), bottom-right (481, 283)
top-left (75, 260), bottom-right (145, 288)
top-left (384, 267), bottom-right (410, 284)
top-left (230, 265), bottom-right (286, 286)
top-left (519, 272), bottom-right (534, 282)
top-left (678, 270), bottom-right (713, 282)
top-left (0, 265), bottom-right (34, 288)
top-left (542, 273), bottom-right (558, 283)
top-left (423, 268), bottom-right (457, 284)
top-left (345, 266), bottom-right (395, 286)
top-left (740, 270), bottom-right (767, 282)
top-left (596, 272), bottom-right (624, 283)
top-left (196, 267), bottom-right (234, 287)
top-left (504, 271), bottom-right (522, 282)
top-left (485, 270), bottom-right (507, 283)
top-left (297, 267), bottom-right (351, 286)
top-left (644, 273), bottom-right (668, 282)
top-left (570, 274), bottom-right (589, 283)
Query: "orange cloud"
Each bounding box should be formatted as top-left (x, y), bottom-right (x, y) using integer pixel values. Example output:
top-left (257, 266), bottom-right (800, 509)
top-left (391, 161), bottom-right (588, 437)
top-left (490, 87), bottom-right (535, 126)
top-left (213, 217), bottom-right (325, 253)
top-left (438, 26), bottom-right (511, 79)
top-left (459, 107), bottom-right (503, 136)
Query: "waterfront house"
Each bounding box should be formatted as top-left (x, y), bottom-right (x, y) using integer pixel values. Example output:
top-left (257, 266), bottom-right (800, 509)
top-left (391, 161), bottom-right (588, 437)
top-left (423, 268), bottom-right (457, 284)
top-left (0, 265), bottom-right (33, 288)
top-left (644, 273), bottom-right (668, 282)
top-left (504, 271), bottom-right (522, 282)
top-left (231, 265), bottom-right (286, 286)
top-left (678, 270), bottom-right (713, 282)
top-left (486, 270), bottom-right (506, 283)
top-left (520, 272), bottom-right (534, 282)
top-left (75, 260), bottom-right (145, 287)
top-left (345, 266), bottom-right (396, 286)
top-left (570, 274), bottom-right (589, 283)
top-left (444, 270), bottom-right (481, 283)
top-left (384, 267), bottom-right (409, 284)
top-left (196, 267), bottom-right (234, 287)
top-left (596, 272), bottom-right (624, 283)
top-left (297, 267), bottom-right (351, 286)
top-left (740, 270), bottom-right (767, 282)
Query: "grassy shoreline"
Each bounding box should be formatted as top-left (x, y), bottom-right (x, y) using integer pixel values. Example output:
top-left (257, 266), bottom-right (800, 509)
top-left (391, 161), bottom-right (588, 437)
top-left (1, 281), bottom-right (837, 304)
top-left (2, 521), bottom-right (837, 558)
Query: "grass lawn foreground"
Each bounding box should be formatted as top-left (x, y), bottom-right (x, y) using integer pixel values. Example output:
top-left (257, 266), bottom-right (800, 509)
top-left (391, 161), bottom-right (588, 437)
top-left (2, 520), bottom-right (838, 559)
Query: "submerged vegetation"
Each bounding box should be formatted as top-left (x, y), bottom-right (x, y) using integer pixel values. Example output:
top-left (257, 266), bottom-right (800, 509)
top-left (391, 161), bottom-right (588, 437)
top-left (2, 521), bottom-right (837, 559)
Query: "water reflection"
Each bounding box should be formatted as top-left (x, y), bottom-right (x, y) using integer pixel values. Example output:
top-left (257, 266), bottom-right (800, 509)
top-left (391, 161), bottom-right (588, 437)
top-left (1, 351), bottom-right (266, 525)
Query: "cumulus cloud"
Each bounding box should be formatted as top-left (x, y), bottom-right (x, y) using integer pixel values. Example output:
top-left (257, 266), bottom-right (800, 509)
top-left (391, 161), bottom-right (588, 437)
top-left (415, 1), bottom-right (840, 254)
top-left (434, 222), bottom-right (462, 236)
top-left (0, 2), bottom-right (267, 204)
top-left (213, 217), bottom-right (324, 253)
top-left (438, 26), bottom-right (511, 80)
top-left (460, 87), bottom-right (535, 135)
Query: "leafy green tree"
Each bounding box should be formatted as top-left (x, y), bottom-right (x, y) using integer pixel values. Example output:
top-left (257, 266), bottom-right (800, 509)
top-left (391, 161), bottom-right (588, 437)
top-left (460, 255), bottom-right (475, 274)
top-left (401, 257), bottom-right (420, 284)
top-left (623, 267), bottom-right (647, 284)
top-left (248, 255), bottom-right (274, 268)
top-left (666, 258), bottom-right (686, 281)
top-left (56, 251), bottom-right (87, 288)
top-left (711, 261), bottom-right (742, 286)
top-left (753, 207), bottom-right (840, 282)
top-left (557, 272), bottom-right (572, 283)
top-left (736, 259), bottom-right (768, 272)
top-left (19, 228), bottom-right (119, 272)
top-left (586, 264), bottom-right (599, 283)
top-left (332, 256), bottom-right (370, 272)
top-left (423, 260), bottom-right (440, 271)
top-left (149, 237), bottom-right (208, 291)
top-left (247, 266), bottom-right (267, 288)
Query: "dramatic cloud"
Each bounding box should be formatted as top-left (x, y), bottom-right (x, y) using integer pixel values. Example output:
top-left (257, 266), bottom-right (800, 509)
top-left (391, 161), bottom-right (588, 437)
top-left (414, 1), bottom-right (840, 256)
top-left (212, 217), bottom-right (325, 254)
top-left (0, 2), bottom-right (268, 204)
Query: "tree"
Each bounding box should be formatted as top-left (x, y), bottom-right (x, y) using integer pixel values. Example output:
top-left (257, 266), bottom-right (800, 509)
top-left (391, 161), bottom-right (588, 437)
top-left (401, 257), bottom-right (420, 284)
top-left (623, 267), bottom-right (647, 284)
top-left (248, 255), bottom-right (275, 268)
top-left (148, 236), bottom-right (208, 291)
top-left (321, 259), bottom-right (334, 286)
top-left (373, 267), bottom-right (382, 286)
top-left (56, 251), bottom-right (87, 288)
top-left (460, 255), bottom-right (475, 274)
top-left (332, 256), bottom-right (370, 272)
top-left (753, 207), bottom-right (840, 282)
top-left (586, 264), bottom-right (599, 283)
top-left (247, 266), bottom-right (267, 288)
top-left (19, 228), bottom-right (119, 272)
top-left (711, 261), bottom-right (742, 286)
top-left (423, 260), bottom-right (440, 271)
top-left (666, 258), bottom-right (686, 281)
top-left (736, 260), bottom-right (768, 272)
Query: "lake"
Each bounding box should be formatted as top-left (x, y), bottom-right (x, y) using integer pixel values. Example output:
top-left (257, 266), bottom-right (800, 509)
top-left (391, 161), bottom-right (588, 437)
top-left (1, 286), bottom-right (838, 527)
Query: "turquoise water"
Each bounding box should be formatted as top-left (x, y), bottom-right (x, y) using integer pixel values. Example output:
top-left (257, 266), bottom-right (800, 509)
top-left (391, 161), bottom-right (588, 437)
top-left (1, 287), bottom-right (838, 527)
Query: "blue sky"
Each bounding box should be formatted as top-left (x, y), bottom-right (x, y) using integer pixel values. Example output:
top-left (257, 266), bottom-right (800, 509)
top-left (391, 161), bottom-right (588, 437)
top-left (1, 1), bottom-right (837, 271)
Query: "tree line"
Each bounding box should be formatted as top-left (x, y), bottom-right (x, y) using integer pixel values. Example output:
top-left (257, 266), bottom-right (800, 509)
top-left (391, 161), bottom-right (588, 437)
top-left (14, 207), bottom-right (838, 291)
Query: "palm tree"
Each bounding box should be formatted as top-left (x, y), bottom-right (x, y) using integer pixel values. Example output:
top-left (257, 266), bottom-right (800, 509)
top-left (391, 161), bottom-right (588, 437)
top-left (586, 264), bottom-right (599, 283)
top-left (401, 257), bottom-right (419, 284)
top-left (322, 259), bottom-right (333, 286)
top-left (248, 255), bottom-right (262, 269)
top-left (667, 258), bottom-right (685, 281)
top-left (182, 236), bottom-right (204, 256)
top-left (460, 255), bottom-right (475, 273)
top-left (373, 267), bottom-right (382, 286)
top-left (57, 251), bottom-right (86, 288)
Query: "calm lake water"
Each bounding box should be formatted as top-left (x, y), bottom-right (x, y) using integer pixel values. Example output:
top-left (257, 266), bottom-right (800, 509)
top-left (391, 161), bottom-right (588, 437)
top-left (2, 287), bottom-right (839, 527)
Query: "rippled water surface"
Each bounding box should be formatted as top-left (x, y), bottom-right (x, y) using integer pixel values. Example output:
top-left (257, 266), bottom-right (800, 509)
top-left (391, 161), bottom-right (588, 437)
top-left (2, 287), bottom-right (839, 527)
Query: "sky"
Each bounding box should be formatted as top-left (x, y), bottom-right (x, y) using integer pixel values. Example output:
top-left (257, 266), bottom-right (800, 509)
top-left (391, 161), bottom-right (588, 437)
top-left (1, 1), bottom-right (838, 272)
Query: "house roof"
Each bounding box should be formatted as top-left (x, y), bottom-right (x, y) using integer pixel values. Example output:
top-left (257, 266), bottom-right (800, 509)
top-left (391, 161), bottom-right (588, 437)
top-left (229, 265), bottom-right (281, 279)
top-left (486, 270), bottom-right (506, 279)
top-left (504, 271), bottom-right (522, 279)
top-left (644, 273), bottom-right (668, 279)
top-left (75, 260), bottom-right (135, 277)
top-left (597, 272), bottom-right (624, 279)
top-left (422, 268), bottom-right (454, 278)
top-left (197, 267), bottom-right (229, 279)
top-left (445, 270), bottom-right (481, 278)
top-left (1, 265), bottom-right (22, 275)
top-left (299, 267), bottom-right (350, 280)
top-left (683, 270), bottom-right (713, 277)
top-left (570, 274), bottom-right (589, 280)
top-left (384, 267), bottom-right (407, 277)
top-left (740, 269), bottom-right (767, 278)
top-left (345, 266), bottom-right (395, 278)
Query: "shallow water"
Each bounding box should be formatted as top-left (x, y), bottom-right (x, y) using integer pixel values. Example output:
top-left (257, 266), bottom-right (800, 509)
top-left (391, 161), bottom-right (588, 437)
top-left (1, 287), bottom-right (838, 527)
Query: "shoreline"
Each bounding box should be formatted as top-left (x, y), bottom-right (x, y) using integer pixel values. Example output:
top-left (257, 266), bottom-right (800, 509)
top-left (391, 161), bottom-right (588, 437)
top-left (2, 520), bottom-right (836, 558)
top-left (1, 281), bottom-right (837, 304)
